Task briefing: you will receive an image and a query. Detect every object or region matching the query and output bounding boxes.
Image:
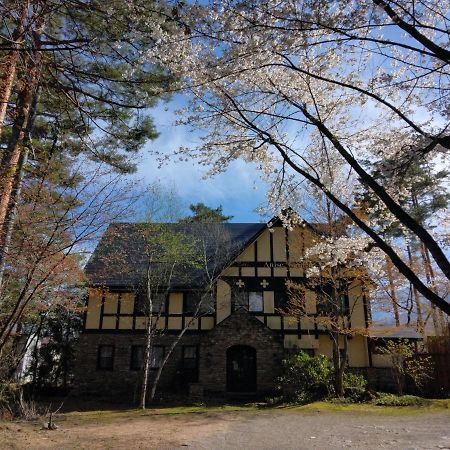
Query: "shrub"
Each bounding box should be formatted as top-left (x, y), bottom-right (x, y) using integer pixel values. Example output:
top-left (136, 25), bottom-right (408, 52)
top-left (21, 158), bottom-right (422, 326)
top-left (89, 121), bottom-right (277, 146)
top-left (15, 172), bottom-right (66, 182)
top-left (379, 340), bottom-right (433, 395)
top-left (278, 351), bottom-right (333, 403)
top-left (342, 372), bottom-right (367, 401)
top-left (0, 382), bottom-right (20, 418)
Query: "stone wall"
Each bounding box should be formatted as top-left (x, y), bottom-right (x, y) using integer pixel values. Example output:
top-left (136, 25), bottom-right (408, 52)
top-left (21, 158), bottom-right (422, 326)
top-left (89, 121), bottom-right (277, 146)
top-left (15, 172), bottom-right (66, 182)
top-left (73, 332), bottom-right (201, 401)
top-left (199, 308), bottom-right (284, 395)
top-left (73, 309), bottom-right (285, 400)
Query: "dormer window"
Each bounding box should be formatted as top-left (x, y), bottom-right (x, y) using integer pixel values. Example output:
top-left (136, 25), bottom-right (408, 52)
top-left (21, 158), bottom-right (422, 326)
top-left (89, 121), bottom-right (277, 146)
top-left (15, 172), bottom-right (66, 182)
top-left (249, 292), bottom-right (263, 312)
top-left (232, 289), bottom-right (263, 312)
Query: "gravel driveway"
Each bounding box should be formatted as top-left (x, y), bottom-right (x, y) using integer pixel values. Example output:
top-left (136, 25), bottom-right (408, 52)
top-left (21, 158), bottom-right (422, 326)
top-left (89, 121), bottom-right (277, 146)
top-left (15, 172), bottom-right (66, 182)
top-left (1, 405), bottom-right (449, 449)
top-left (177, 408), bottom-right (450, 450)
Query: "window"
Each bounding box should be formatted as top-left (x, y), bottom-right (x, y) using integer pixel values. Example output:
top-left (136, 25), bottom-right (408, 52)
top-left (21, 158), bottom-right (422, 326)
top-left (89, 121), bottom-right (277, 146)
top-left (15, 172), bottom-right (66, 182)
top-left (274, 290), bottom-right (287, 311)
top-left (339, 293), bottom-right (350, 315)
top-left (97, 345), bottom-right (114, 370)
top-left (249, 292), bottom-right (263, 312)
top-left (184, 292), bottom-right (198, 314)
top-left (185, 291), bottom-right (214, 314)
top-left (130, 345), bottom-right (164, 370)
top-left (135, 291), bottom-right (166, 315)
top-left (182, 345), bottom-right (199, 382)
top-left (150, 346), bottom-right (164, 368)
top-left (316, 285), bottom-right (349, 315)
top-left (232, 290), bottom-right (248, 310)
top-left (130, 345), bottom-right (144, 371)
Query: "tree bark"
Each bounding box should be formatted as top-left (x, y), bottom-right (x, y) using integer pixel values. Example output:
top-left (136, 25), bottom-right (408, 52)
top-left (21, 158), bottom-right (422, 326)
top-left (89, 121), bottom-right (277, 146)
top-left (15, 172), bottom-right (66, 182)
top-left (372, 0), bottom-right (450, 64)
top-left (0, 2), bottom-right (28, 138)
top-left (385, 255), bottom-right (400, 327)
top-left (149, 321), bottom-right (191, 403)
top-left (419, 243), bottom-right (447, 336)
top-left (140, 264), bottom-right (154, 409)
top-left (406, 245), bottom-right (424, 333)
top-left (0, 17), bottom-right (44, 290)
top-left (331, 332), bottom-right (347, 397)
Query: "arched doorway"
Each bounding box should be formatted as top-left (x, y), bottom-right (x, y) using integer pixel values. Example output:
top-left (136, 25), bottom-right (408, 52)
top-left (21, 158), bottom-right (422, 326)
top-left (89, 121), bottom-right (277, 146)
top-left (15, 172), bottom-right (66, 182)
top-left (226, 345), bottom-right (256, 392)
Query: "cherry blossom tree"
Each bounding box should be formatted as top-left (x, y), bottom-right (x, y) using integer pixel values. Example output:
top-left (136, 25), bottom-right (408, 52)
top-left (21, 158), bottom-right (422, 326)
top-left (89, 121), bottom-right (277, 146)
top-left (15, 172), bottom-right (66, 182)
top-left (145, 0), bottom-right (450, 315)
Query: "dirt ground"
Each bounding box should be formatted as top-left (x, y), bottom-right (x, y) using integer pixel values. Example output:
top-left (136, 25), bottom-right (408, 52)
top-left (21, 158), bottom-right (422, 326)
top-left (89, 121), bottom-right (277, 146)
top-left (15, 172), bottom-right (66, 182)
top-left (0, 403), bottom-right (449, 450)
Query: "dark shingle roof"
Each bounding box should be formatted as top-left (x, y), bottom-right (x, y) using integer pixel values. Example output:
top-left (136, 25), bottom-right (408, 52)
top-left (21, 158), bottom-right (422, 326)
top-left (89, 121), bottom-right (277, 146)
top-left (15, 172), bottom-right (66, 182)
top-left (85, 222), bottom-right (266, 288)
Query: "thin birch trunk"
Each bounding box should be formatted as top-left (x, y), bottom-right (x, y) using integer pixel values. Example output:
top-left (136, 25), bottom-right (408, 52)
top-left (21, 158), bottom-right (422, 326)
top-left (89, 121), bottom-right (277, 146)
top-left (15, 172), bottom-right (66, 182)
top-left (149, 291), bottom-right (206, 403)
top-left (385, 255), bottom-right (400, 326)
top-left (140, 263), bottom-right (154, 409)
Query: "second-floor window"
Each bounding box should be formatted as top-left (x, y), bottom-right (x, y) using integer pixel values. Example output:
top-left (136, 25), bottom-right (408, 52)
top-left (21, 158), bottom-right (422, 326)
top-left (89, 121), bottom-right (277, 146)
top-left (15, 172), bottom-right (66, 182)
top-left (232, 290), bottom-right (263, 312)
top-left (316, 285), bottom-right (349, 315)
top-left (184, 291), bottom-right (214, 315)
top-left (134, 291), bottom-right (166, 315)
top-left (249, 292), bottom-right (263, 312)
top-left (274, 290), bottom-right (287, 311)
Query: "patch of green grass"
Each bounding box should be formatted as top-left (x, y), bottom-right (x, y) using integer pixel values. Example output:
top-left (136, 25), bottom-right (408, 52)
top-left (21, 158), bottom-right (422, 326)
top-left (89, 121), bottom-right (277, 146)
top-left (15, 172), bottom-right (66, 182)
top-left (371, 393), bottom-right (429, 407)
top-left (54, 397), bottom-right (450, 425)
top-left (279, 398), bottom-right (450, 415)
top-left (62, 403), bottom-right (259, 423)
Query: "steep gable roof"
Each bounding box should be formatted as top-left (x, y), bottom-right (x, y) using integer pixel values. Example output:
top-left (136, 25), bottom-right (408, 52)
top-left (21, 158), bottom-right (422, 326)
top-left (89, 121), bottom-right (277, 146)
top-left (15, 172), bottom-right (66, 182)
top-left (85, 222), bottom-right (266, 288)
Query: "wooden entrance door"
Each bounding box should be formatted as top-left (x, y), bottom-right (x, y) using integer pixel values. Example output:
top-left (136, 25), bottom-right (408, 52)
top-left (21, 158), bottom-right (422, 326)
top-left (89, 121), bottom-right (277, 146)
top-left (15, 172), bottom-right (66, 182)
top-left (226, 345), bottom-right (256, 392)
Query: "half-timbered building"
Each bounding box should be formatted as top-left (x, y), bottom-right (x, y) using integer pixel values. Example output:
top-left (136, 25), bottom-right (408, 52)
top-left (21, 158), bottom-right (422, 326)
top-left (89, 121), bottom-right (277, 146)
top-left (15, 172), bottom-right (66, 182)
top-left (74, 217), bottom-right (373, 398)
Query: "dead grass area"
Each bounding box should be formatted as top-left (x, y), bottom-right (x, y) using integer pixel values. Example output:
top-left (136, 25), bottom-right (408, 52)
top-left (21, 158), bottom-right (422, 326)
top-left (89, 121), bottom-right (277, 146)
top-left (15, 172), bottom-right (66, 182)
top-left (0, 400), bottom-right (449, 450)
top-left (0, 404), bottom-right (256, 450)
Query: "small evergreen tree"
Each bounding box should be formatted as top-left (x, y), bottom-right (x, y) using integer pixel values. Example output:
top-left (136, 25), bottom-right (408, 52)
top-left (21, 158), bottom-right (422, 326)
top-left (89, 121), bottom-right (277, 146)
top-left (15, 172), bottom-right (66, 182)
top-left (180, 203), bottom-right (233, 223)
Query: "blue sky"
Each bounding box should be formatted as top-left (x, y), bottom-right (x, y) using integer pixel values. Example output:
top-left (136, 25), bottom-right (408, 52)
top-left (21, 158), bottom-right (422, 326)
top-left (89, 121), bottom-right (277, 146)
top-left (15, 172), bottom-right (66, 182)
top-left (135, 95), bottom-right (269, 223)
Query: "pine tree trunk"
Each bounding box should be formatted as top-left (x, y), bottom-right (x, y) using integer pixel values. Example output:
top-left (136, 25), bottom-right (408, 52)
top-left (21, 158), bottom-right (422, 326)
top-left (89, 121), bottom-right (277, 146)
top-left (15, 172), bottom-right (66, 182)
top-left (386, 256), bottom-right (400, 326)
top-left (419, 243), bottom-right (447, 335)
top-left (0, 18), bottom-right (44, 285)
top-left (0, 2), bottom-right (28, 138)
top-left (407, 245), bottom-right (424, 332)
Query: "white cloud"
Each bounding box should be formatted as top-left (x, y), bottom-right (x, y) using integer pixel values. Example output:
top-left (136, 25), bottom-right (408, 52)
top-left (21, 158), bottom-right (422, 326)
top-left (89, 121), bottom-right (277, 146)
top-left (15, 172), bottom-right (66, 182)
top-left (136, 95), bottom-right (268, 222)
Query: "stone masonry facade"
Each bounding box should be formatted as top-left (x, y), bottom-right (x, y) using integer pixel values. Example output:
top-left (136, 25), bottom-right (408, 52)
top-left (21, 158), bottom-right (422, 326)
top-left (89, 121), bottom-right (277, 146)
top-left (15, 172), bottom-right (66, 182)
top-left (74, 309), bottom-right (284, 400)
top-left (199, 308), bottom-right (284, 394)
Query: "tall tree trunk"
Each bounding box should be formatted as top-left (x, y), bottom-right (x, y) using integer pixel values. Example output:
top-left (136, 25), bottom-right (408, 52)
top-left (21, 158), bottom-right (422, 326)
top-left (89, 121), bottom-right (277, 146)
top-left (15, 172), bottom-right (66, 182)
top-left (419, 243), bottom-right (447, 335)
top-left (406, 245), bottom-right (424, 333)
top-left (0, 19), bottom-right (44, 290)
top-left (385, 256), bottom-right (400, 326)
top-left (140, 317), bottom-right (153, 409)
top-left (149, 297), bottom-right (206, 403)
top-left (0, 2), bottom-right (28, 138)
top-left (149, 321), bottom-right (191, 403)
top-left (140, 264), bottom-right (154, 409)
top-left (331, 331), bottom-right (347, 397)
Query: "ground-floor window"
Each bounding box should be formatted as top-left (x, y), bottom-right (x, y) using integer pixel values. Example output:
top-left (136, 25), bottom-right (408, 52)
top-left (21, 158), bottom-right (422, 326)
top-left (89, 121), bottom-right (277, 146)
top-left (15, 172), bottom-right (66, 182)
top-left (97, 345), bottom-right (114, 370)
top-left (182, 345), bottom-right (199, 382)
top-left (130, 345), bottom-right (165, 371)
